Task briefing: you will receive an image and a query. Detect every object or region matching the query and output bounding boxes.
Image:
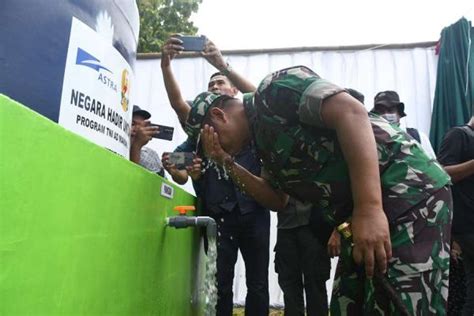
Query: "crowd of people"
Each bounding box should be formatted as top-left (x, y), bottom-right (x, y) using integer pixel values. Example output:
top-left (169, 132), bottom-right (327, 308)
top-left (130, 36), bottom-right (474, 316)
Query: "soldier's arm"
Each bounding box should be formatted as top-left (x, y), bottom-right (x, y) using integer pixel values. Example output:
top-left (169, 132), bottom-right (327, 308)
top-left (225, 158), bottom-right (289, 210)
top-left (161, 36), bottom-right (191, 125)
top-left (201, 125), bottom-right (288, 210)
top-left (201, 39), bottom-right (256, 93)
top-left (322, 92), bottom-right (384, 216)
top-left (321, 91), bottom-right (391, 278)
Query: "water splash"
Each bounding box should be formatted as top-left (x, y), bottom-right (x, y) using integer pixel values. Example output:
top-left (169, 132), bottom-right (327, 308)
top-left (199, 159), bottom-right (228, 315)
top-left (203, 236), bottom-right (218, 315)
top-left (202, 159), bottom-right (229, 180)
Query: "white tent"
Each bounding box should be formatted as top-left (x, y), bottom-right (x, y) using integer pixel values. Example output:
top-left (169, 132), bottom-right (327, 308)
top-left (132, 42), bottom-right (438, 306)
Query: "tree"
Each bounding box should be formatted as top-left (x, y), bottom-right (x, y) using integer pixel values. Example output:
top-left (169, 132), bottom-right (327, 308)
top-left (137, 0), bottom-right (202, 53)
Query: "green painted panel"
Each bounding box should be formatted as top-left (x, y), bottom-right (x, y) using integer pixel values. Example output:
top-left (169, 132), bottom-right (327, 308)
top-left (0, 94), bottom-right (203, 315)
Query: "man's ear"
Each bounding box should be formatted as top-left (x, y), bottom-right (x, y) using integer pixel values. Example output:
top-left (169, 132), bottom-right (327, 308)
top-left (209, 107), bottom-right (226, 123)
top-left (231, 86), bottom-right (239, 96)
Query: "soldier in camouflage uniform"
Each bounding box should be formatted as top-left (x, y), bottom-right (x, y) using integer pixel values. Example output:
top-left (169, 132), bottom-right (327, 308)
top-left (188, 66), bottom-right (452, 315)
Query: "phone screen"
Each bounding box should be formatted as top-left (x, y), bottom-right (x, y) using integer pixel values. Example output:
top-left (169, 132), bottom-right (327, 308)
top-left (150, 124), bottom-right (174, 141)
top-left (165, 152), bottom-right (194, 170)
top-left (179, 36), bottom-right (205, 51)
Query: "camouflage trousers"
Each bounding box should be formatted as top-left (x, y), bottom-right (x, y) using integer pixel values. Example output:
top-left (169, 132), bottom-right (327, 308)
top-left (330, 186), bottom-right (452, 315)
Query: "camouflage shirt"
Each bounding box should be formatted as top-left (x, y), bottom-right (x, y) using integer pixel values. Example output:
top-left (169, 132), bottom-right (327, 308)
top-left (244, 66), bottom-right (450, 224)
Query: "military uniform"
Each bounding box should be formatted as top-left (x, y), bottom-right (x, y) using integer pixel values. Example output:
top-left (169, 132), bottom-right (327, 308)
top-left (241, 66), bottom-right (452, 315)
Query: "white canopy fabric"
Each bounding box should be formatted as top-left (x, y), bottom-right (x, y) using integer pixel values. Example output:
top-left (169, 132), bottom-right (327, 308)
top-left (132, 44), bottom-right (438, 306)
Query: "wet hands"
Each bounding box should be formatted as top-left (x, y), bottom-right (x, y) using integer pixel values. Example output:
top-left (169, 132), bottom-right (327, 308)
top-left (351, 208), bottom-right (392, 278)
top-left (201, 125), bottom-right (231, 166)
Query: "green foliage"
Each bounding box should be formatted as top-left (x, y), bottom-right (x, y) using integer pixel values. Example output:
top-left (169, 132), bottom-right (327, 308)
top-left (137, 0), bottom-right (202, 53)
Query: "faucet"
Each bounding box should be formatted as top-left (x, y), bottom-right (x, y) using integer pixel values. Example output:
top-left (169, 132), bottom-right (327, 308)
top-left (165, 206), bottom-right (216, 238)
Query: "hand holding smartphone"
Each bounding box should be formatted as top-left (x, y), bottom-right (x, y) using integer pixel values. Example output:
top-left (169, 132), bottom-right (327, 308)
top-left (150, 123), bottom-right (174, 141)
top-left (163, 152), bottom-right (195, 170)
top-left (177, 35), bottom-right (206, 51)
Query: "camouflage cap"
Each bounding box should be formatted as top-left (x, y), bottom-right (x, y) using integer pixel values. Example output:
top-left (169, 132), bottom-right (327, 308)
top-left (243, 66), bottom-right (321, 118)
top-left (184, 91), bottom-right (233, 140)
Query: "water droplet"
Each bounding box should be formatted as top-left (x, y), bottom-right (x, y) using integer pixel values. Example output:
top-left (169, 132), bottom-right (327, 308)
top-left (201, 159), bottom-right (230, 180)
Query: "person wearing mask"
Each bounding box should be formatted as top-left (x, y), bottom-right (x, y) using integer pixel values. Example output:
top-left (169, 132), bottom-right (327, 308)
top-left (371, 90), bottom-right (436, 158)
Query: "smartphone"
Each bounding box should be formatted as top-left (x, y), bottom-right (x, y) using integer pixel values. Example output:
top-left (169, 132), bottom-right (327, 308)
top-left (165, 152), bottom-right (195, 170)
top-left (178, 35), bottom-right (205, 51)
top-left (150, 123), bottom-right (174, 141)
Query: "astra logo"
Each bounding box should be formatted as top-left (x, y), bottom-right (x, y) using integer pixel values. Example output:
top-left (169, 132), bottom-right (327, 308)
top-left (76, 48), bottom-right (112, 73)
top-left (76, 48), bottom-right (117, 92)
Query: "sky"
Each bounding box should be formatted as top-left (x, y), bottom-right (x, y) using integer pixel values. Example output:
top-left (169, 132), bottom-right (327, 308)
top-left (191, 0), bottom-right (474, 50)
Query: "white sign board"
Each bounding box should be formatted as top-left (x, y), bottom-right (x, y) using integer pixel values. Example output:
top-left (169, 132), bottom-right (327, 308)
top-left (59, 17), bottom-right (133, 158)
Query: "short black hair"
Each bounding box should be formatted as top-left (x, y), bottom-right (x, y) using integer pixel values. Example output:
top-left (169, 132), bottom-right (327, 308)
top-left (209, 72), bottom-right (235, 87)
top-left (202, 95), bottom-right (236, 126)
top-left (210, 72), bottom-right (225, 80)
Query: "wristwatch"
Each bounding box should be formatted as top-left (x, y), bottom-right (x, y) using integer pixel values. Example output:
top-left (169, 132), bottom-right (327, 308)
top-left (221, 63), bottom-right (232, 76)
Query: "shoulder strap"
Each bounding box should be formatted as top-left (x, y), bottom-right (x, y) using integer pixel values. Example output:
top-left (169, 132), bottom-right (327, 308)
top-left (406, 128), bottom-right (421, 143)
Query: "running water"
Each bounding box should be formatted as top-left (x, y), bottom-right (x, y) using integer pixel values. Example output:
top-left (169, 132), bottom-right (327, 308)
top-left (203, 235), bottom-right (218, 316)
top-left (200, 159), bottom-right (226, 315)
